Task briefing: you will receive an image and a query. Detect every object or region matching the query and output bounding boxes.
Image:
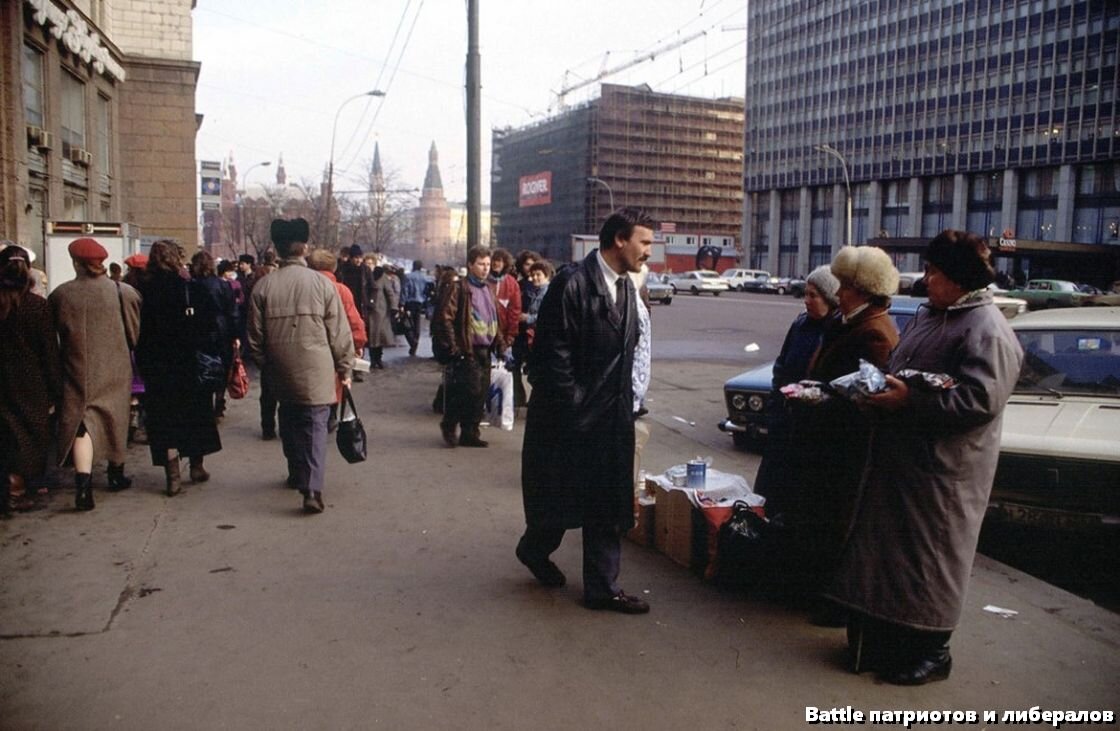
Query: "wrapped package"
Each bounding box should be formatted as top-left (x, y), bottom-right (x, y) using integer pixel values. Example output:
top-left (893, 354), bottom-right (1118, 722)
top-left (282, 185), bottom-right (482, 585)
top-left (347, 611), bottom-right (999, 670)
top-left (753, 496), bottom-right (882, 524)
top-left (829, 359), bottom-right (888, 400)
top-left (780, 380), bottom-right (828, 404)
top-left (894, 368), bottom-right (958, 390)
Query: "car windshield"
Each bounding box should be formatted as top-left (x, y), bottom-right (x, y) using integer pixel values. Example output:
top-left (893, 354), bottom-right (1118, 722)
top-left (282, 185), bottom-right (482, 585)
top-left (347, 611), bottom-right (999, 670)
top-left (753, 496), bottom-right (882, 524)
top-left (698, 272), bottom-right (720, 279)
top-left (1015, 329), bottom-right (1120, 397)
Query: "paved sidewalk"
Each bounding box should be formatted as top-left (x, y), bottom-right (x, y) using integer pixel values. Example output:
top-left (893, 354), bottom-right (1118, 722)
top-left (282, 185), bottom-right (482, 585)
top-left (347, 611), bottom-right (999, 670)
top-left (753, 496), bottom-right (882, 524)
top-left (2, 351), bottom-right (1117, 729)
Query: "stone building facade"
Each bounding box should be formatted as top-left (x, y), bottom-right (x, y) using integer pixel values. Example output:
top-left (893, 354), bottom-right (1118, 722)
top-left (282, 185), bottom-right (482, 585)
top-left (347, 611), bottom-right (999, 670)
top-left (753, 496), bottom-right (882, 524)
top-left (0, 0), bottom-right (199, 265)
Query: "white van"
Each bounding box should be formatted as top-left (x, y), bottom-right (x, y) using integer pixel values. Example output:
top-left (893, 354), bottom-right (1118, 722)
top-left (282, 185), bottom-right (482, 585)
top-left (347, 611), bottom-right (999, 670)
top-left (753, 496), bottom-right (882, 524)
top-left (721, 268), bottom-right (774, 292)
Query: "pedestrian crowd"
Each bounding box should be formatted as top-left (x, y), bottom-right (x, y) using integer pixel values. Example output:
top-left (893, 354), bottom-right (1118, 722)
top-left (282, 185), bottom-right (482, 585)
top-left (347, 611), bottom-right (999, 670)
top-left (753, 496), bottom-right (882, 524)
top-left (0, 214), bottom-right (1022, 687)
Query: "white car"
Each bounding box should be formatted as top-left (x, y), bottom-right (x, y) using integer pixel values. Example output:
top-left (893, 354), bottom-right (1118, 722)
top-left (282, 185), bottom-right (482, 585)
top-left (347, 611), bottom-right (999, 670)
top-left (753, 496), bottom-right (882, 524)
top-left (666, 270), bottom-right (731, 296)
top-left (721, 268), bottom-right (773, 292)
top-left (991, 306), bottom-right (1120, 534)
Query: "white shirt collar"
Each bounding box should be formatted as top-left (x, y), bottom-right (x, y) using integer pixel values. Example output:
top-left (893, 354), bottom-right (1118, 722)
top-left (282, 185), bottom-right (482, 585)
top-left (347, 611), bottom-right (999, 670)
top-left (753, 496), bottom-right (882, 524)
top-left (596, 250), bottom-right (622, 305)
top-left (841, 302), bottom-right (870, 324)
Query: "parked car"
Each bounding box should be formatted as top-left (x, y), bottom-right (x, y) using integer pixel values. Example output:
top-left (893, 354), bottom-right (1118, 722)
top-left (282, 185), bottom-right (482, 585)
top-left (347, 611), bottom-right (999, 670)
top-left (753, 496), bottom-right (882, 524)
top-left (645, 275), bottom-right (673, 305)
top-left (1004, 279), bottom-right (1091, 310)
top-left (774, 275), bottom-right (806, 297)
top-left (989, 306), bottom-right (1120, 534)
top-left (987, 285), bottom-right (1029, 319)
top-left (720, 268), bottom-right (772, 292)
top-left (718, 296), bottom-right (925, 448)
top-left (667, 270), bottom-right (730, 296)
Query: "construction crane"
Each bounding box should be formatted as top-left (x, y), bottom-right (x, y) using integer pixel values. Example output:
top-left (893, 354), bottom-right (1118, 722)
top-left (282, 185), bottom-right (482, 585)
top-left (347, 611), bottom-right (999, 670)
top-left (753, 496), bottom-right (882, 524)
top-left (554, 29), bottom-right (708, 110)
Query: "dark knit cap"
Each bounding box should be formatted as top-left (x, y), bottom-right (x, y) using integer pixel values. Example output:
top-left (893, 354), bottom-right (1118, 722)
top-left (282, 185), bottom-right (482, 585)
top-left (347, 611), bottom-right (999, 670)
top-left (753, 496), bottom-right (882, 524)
top-left (238, 254), bottom-right (256, 265)
top-left (924, 230), bottom-right (996, 291)
top-left (348, 244), bottom-right (363, 258)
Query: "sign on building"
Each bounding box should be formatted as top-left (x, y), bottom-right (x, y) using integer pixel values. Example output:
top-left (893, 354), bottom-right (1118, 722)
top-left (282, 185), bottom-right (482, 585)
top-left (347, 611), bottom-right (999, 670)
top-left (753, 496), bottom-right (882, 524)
top-left (200, 160), bottom-right (222, 211)
top-left (519, 171), bottom-right (552, 207)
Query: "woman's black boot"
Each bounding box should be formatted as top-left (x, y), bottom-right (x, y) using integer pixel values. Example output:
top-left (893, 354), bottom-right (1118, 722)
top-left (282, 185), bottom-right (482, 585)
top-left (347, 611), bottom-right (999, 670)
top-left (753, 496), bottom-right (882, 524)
top-left (75, 473), bottom-right (95, 511)
top-left (880, 629), bottom-right (952, 685)
top-left (107, 463), bottom-right (133, 492)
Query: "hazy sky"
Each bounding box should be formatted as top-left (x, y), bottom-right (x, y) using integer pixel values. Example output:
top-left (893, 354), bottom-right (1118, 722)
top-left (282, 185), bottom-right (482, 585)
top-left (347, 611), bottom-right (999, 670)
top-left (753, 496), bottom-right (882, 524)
top-left (193, 0), bottom-right (747, 204)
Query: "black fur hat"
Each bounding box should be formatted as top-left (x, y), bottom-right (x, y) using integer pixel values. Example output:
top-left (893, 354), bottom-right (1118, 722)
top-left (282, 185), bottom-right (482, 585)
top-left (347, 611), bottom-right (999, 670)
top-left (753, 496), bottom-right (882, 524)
top-left (925, 230), bottom-right (996, 291)
top-left (270, 218), bottom-right (310, 254)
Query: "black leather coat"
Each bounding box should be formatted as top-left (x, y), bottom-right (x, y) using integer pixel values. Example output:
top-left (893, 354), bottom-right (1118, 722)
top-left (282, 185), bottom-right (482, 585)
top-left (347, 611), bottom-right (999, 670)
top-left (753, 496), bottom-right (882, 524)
top-left (521, 252), bottom-right (638, 530)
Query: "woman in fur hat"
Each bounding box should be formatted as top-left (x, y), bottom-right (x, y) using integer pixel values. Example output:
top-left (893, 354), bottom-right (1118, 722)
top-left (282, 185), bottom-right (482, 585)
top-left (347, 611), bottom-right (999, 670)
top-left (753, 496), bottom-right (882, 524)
top-left (827, 230), bottom-right (1023, 685)
top-left (777, 247), bottom-right (900, 620)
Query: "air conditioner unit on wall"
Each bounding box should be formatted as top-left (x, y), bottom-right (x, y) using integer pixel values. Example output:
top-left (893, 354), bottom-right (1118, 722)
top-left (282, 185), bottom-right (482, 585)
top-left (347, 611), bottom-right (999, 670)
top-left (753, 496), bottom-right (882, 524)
top-left (36, 131), bottom-right (54, 151)
top-left (69, 147), bottom-right (92, 166)
top-left (26, 125), bottom-right (48, 149)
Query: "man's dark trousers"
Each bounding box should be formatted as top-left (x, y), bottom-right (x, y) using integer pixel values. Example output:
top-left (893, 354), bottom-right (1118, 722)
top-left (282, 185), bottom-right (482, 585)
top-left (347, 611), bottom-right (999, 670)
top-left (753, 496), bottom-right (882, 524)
top-left (403, 302), bottom-right (424, 355)
top-left (518, 523), bottom-right (621, 601)
top-left (441, 346), bottom-right (491, 441)
top-left (278, 403), bottom-right (330, 495)
top-left (260, 371), bottom-right (279, 436)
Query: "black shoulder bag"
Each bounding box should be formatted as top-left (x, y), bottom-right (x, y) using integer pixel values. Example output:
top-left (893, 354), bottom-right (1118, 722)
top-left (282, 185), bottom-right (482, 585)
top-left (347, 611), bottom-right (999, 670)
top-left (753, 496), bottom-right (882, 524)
top-left (336, 386), bottom-right (368, 463)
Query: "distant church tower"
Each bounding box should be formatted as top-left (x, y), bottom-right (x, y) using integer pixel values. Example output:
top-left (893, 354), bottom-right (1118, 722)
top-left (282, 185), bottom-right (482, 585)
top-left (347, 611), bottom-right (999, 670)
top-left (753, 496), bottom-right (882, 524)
top-left (369, 142), bottom-right (386, 212)
top-left (276, 154), bottom-right (287, 186)
top-left (415, 141), bottom-right (451, 265)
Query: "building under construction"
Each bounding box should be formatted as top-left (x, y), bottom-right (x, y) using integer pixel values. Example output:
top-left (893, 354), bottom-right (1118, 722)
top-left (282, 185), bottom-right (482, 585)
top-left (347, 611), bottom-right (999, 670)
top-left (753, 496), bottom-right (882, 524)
top-left (491, 84), bottom-right (745, 263)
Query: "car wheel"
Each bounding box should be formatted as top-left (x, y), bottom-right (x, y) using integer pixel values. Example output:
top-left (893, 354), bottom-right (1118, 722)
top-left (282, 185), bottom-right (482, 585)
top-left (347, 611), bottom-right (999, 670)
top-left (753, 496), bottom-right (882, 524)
top-left (737, 284), bottom-right (745, 292)
top-left (713, 291), bottom-right (721, 296)
top-left (663, 297), bottom-right (672, 305)
top-left (691, 286), bottom-right (699, 295)
top-left (776, 286), bottom-right (786, 295)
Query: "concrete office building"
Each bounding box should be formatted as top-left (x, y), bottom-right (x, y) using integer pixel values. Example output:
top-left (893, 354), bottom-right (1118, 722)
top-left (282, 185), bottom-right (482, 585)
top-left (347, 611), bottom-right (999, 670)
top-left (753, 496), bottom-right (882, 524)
top-left (492, 83), bottom-right (744, 264)
top-left (742, 0), bottom-right (1119, 284)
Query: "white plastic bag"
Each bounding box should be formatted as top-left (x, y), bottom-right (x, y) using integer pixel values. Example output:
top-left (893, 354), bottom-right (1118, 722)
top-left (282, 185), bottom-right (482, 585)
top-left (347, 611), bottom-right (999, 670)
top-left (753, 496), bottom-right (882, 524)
top-left (487, 362), bottom-right (514, 431)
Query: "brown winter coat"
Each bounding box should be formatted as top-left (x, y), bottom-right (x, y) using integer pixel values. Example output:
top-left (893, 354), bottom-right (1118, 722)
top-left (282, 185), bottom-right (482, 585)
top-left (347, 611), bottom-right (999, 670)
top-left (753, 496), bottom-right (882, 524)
top-left (810, 304), bottom-right (899, 382)
top-left (0, 292), bottom-right (61, 478)
top-left (431, 278), bottom-right (506, 359)
top-left (825, 294), bottom-right (1023, 631)
top-left (248, 258), bottom-right (354, 406)
top-left (49, 271), bottom-right (141, 465)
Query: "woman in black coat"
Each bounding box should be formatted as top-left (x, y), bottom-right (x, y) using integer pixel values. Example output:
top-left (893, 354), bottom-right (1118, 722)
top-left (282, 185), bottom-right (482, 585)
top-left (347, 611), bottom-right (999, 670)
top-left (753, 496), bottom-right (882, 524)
top-left (0, 246), bottom-right (60, 513)
top-left (134, 242), bottom-right (225, 495)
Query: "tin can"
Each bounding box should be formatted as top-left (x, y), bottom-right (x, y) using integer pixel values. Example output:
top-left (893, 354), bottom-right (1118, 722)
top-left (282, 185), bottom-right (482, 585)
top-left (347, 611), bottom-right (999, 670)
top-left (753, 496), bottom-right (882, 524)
top-left (686, 459), bottom-right (706, 489)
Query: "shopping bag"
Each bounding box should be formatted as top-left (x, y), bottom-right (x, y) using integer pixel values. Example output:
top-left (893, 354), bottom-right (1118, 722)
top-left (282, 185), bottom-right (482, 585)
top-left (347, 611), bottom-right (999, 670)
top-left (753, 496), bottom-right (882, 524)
top-left (486, 362), bottom-right (515, 431)
top-left (227, 349), bottom-right (250, 400)
top-left (336, 386), bottom-right (368, 463)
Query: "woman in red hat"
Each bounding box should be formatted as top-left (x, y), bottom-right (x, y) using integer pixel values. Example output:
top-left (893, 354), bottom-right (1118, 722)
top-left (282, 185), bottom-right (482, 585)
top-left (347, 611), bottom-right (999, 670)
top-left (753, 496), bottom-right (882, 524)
top-left (48, 237), bottom-right (141, 510)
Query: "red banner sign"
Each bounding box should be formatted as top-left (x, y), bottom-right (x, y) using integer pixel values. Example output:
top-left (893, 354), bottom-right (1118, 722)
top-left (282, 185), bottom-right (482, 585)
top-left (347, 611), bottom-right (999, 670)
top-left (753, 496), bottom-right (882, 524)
top-left (519, 172), bottom-right (552, 207)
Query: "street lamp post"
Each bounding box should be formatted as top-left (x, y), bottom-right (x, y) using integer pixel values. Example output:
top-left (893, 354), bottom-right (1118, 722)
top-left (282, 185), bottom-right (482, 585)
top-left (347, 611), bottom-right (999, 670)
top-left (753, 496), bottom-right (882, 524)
top-left (814, 144), bottom-right (852, 246)
top-left (587, 176), bottom-right (615, 212)
top-left (327, 89), bottom-right (386, 248)
top-left (239, 161), bottom-right (271, 253)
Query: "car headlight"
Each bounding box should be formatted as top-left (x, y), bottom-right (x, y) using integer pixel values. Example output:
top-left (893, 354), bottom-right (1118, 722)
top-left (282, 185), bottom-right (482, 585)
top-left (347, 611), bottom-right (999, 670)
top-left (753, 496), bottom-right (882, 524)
top-left (747, 395), bottom-right (765, 412)
top-left (731, 394), bottom-right (747, 411)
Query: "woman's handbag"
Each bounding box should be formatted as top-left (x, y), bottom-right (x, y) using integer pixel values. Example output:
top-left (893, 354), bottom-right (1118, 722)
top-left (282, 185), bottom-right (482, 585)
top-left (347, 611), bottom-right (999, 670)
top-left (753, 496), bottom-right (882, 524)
top-left (336, 386), bottom-right (367, 464)
top-left (227, 348), bottom-right (250, 400)
top-left (390, 308), bottom-right (408, 336)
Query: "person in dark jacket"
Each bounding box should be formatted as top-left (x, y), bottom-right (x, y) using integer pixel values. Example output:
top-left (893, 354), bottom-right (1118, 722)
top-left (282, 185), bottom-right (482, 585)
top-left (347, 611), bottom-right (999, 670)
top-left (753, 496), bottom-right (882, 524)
top-left (829, 230), bottom-right (1023, 685)
top-left (431, 247), bottom-right (504, 448)
top-left (753, 265), bottom-right (839, 503)
top-left (0, 246), bottom-right (61, 514)
top-left (516, 208), bottom-right (653, 614)
top-left (135, 242), bottom-right (225, 495)
top-left (337, 245), bottom-right (374, 379)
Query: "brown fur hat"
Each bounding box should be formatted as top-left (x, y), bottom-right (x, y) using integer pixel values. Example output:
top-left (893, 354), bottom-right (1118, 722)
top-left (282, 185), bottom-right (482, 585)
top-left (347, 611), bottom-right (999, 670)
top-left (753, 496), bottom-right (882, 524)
top-left (830, 245), bottom-right (899, 297)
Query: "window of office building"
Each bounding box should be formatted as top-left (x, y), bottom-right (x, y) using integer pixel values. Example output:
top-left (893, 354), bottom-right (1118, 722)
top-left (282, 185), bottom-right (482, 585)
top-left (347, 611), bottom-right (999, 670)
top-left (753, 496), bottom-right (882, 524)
top-left (96, 95), bottom-right (110, 170)
top-left (61, 72), bottom-right (86, 156)
top-left (967, 172), bottom-right (1003, 237)
top-left (922, 176), bottom-right (954, 237)
top-left (779, 189), bottom-right (799, 276)
top-left (809, 186), bottom-right (832, 269)
top-left (1017, 167), bottom-right (1059, 240)
top-left (881, 181), bottom-right (909, 237)
top-left (22, 45), bottom-right (45, 128)
top-left (852, 183), bottom-right (871, 245)
top-left (1072, 164), bottom-right (1120, 245)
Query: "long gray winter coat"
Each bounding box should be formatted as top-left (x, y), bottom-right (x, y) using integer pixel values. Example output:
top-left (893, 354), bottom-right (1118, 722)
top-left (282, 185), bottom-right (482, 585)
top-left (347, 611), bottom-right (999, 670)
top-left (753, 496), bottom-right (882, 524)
top-left (825, 293), bottom-right (1023, 631)
top-left (366, 269), bottom-right (398, 349)
top-left (49, 270), bottom-right (141, 465)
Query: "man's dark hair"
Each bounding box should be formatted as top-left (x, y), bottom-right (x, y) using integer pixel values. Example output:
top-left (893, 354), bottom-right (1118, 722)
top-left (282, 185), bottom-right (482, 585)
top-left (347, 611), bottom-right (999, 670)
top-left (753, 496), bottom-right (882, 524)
top-left (599, 207), bottom-right (656, 250)
top-left (412, 259), bottom-right (423, 271)
top-left (467, 246), bottom-right (492, 264)
top-left (529, 259), bottom-right (555, 278)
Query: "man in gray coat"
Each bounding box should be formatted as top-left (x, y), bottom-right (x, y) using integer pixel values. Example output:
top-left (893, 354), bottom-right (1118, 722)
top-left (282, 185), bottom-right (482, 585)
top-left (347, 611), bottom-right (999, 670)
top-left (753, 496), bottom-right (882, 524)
top-left (248, 219), bottom-right (354, 514)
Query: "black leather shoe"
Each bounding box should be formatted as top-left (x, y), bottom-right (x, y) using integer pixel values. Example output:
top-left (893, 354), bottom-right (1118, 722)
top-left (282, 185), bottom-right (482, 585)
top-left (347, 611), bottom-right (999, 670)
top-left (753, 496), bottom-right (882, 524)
top-left (106, 463), bottom-right (133, 492)
top-left (459, 436), bottom-right (488, 448)
top-left (261, 428), bottom-right (277, 441)
top-left (303, 492), bottom-right (325, 514)
top-left (881, 652), bottom-right (952, 686)
top-left (585, 591), bottom-right (650, 614)
top-left (440, 423), bottom-right (457, 447)
top-left (516, 545), bottom-right (566, 587)
top-left (75, 473), bottom-right (95, 511)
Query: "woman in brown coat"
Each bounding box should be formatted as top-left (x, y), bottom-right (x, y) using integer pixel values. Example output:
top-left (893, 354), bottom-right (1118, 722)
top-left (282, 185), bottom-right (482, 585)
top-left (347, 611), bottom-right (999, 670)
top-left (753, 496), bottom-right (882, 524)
top-left (0, 246), bottom-right (61, 514)
top-left (780, 246), bottom-right (899, 618)
top-left (49, 238), bottom-right (141, 511)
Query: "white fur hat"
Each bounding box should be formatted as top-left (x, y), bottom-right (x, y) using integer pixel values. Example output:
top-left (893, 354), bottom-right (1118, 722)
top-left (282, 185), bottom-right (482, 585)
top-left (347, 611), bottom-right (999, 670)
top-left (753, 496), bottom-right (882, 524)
top-left (830, 246), bottom-right (899, 297)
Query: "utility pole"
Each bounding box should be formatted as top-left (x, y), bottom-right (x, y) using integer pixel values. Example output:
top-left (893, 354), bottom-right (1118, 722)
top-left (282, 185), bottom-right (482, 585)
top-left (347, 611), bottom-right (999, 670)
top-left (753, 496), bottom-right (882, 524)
top-left (466, 0), bottom-right (481, 254)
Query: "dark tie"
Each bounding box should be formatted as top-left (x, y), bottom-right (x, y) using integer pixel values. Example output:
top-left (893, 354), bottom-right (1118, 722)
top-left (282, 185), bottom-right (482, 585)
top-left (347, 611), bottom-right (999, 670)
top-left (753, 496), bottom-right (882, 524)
top-left (615, 277), bottom-right (628, 316)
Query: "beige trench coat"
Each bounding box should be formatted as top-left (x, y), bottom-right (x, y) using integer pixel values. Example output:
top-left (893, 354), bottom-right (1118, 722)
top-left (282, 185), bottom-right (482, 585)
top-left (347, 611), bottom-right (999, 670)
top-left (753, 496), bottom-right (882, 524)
top-left (49, 270), bottom-right (141, 465)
